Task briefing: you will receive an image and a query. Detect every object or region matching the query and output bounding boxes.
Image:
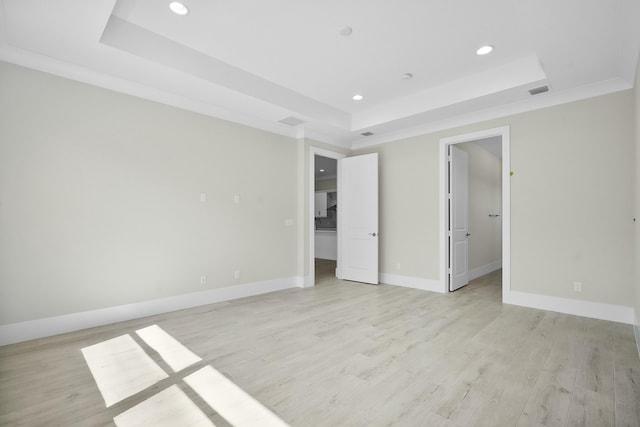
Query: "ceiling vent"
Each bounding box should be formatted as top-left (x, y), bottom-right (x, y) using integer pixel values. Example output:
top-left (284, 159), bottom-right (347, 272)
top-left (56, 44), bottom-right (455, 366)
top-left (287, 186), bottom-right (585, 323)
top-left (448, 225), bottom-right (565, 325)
top-left (278, 116), bottom-right (305, 127)
top-left (528, 85), bottom-right (549, 96)
top-left (361, 132), bottom-right (374, 136)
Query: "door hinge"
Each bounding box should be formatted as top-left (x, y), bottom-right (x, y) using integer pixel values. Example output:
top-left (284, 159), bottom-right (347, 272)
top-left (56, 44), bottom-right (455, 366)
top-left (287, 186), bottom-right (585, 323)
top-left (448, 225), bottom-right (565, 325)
top-left (448, 230), bottom-right (452, 237)
top-left (448, 268), bottom-right (452, 274)
top-left (448, 193), bottom-right (452, 199)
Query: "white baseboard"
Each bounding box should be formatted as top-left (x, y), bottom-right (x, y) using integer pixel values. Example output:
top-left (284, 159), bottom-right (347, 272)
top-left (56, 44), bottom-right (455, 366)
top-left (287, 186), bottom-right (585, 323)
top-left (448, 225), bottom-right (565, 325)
top-left (468, 260), bottom-right (502, 281)
top-left (299, 275), bottom-right (314, 288)
top-left (509, 290), bottom-right (635, 324)
top-left (0, 276), bottom-right (301, 346)
top-left (380, 273), bottom-right (444, 293)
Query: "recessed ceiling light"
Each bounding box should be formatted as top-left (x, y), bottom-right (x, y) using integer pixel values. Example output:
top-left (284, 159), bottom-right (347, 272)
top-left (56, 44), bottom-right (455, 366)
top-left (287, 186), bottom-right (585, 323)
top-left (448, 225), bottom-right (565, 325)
top-left (401, 73), bottom-right (413, 80)
top-left (319, 169), bottom-right (325, 172)
top-left (169, 2), bottom-right (189, 15)
top-left (476, 45), bottom-right (494, 56)
top-left (352, 94), bottom-right (363, 101)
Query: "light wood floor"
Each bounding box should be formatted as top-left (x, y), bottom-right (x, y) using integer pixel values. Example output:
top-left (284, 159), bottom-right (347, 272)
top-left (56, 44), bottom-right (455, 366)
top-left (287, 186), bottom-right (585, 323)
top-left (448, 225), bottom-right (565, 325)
top-left (1, 269), bottom-right (639, 426)
top-left (315, 258), bottom-right (338, 284)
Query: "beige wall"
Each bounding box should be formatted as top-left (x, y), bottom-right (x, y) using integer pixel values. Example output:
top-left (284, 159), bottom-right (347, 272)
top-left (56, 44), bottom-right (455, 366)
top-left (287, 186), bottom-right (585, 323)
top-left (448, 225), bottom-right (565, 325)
top-left (1, 59), bottom-right (637, 327)
top-left (356, 137), bottom-right (441, 279)
top-left (458, 142), bottom-right (502, 271)
top-left (357, 90), bottom-right (635, 306)
top-left (635, 56), bottom-right (640, 327)
top-left (0, 61), bottom-right (300, 324)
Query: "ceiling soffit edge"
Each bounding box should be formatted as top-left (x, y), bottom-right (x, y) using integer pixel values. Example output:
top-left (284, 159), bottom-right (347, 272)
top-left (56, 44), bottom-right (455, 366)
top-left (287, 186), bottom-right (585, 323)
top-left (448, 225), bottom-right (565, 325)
top-left (350, 78), bottom-right (631, 151)
top-left (351, 54), bottom-right (547, 131)
top-left (100, 15), bottom-right (351, 130)
top-left (0, 44), bottom-right (630, 152)
top-left (0, 44), bottom-right (308, 142)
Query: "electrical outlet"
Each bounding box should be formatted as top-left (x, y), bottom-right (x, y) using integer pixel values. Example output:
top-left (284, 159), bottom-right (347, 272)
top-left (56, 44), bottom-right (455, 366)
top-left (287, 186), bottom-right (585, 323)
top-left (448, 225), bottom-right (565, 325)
top-left (234, 195), bottom-right (240, 204)
top-left (573, 281), bottom-right (582, 292)
top-left (396, 262), bottom-right (401, 270)
top-left (234, 270), bottom-right (241, 280)
top-left (200, 192), bottom-right (207, 202)
top-left (200, 275), bottom-right (207, 285)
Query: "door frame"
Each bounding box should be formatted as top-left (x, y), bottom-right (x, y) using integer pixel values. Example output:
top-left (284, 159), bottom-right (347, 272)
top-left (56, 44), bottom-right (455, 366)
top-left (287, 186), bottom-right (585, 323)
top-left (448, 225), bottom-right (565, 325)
top-left (308, 146), bottom-right (346, 286)
top-left (439, 126), bottom-right (511, 303)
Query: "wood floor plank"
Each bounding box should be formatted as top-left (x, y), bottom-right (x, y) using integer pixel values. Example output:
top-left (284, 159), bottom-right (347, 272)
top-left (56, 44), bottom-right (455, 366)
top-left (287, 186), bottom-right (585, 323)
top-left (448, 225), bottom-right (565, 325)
top-left (613, 322), bottom-right (640, 427)
top-left (565, 319), bottom-right (617, 427)
top-left (516, 368), bottom-right (576, 427)
top-left (471, 338), bottom-right (551, 426)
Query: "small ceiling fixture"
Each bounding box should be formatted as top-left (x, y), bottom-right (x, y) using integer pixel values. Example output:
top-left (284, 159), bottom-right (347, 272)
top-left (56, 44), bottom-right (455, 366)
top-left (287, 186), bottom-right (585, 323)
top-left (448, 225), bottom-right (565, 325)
top-left (278, 116), bottom-right (305, 127)
top-left (319, 169), bottom-right (325, 172)
top-left (352, 94), bottom-right (363, 101)
top-left (476, 45), bottom-right (494, 56)
top-left (169, 2), bottom-right (189, 15)
top-left (339, 26), bottom-right (353, 37)
top-left (401, 73), bottom-right (413, 80)
top-left (361, 132), bottom-right (374, 137)
top-left (528, 85), bottom-right (550, 96)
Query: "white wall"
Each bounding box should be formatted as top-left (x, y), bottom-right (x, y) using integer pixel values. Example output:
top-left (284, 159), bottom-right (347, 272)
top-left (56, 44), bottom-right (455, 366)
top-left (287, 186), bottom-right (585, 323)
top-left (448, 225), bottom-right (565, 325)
top-left (0, 61), bottom-right (299, 325)
top-left (356, 90), bottom-right (635, 307)
top-left (458, 142), bottom-right (502, 272)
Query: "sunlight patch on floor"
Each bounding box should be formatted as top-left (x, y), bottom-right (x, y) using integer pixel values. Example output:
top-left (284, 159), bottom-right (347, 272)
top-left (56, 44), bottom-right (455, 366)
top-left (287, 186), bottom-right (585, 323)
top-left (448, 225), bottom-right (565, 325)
top-left (113, 385), bottom-right (214, 427)
top-left (81, 334), bottom-right (168, 407)
top-left (136, 324), bottom-right (202, 372)
top-left (185, 365), bottom-right (289, 427)
top-left (82, 324), bottom-right (289, 426)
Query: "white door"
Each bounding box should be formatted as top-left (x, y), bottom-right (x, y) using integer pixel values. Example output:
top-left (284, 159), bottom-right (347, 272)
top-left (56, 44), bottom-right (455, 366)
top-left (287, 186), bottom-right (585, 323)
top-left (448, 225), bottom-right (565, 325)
top-left (338, 153), bottom-right (379, 284)
top-left (449, 145), bottom-right (469, 291)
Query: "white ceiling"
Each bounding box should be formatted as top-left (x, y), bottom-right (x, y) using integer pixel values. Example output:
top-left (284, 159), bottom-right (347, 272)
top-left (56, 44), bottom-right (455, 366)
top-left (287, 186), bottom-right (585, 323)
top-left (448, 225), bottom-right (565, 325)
top-left (1, 0), bottom-right (639, 149)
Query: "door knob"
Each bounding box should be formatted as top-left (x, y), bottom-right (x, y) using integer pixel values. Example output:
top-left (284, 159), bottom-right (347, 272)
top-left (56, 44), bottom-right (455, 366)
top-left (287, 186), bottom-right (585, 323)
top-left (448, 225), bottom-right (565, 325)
top-left (369, 232), bottom-right (377, 237)
top-left (466, 233), bottom-right (471, 237)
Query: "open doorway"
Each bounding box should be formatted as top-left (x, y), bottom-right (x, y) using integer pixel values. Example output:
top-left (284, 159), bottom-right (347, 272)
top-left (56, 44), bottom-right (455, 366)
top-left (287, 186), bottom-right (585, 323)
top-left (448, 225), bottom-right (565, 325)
top-left (314, 155), bottom-right (338, 284)
top-left (439, 126), bottom-right (511, 303)
top-left (308, 147), bottom-right (346, 286)
top-left (451, 138), bottom-right (503, 293)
